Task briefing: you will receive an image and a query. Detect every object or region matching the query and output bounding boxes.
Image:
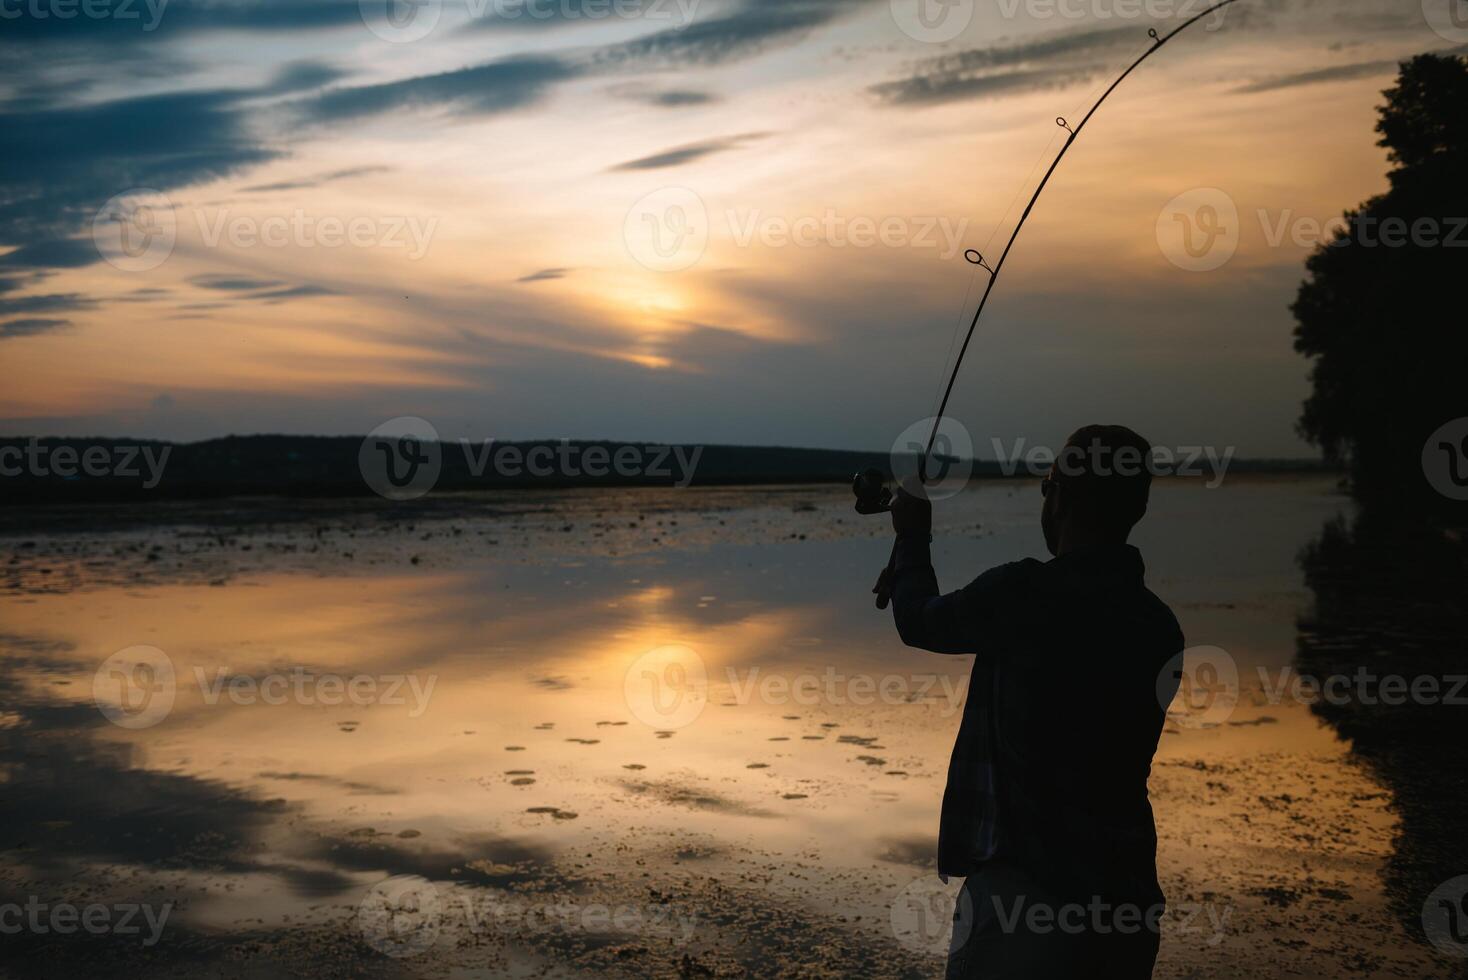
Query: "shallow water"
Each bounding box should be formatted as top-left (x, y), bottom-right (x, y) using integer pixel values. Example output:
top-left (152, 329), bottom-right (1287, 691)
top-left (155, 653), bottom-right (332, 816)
top-left (0, 476), bottom-right (1456, 977)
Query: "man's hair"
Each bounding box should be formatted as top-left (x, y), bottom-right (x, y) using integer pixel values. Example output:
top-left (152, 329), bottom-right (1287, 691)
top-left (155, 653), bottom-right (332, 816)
top-left (1053, 424), bottom-right (1153, 531)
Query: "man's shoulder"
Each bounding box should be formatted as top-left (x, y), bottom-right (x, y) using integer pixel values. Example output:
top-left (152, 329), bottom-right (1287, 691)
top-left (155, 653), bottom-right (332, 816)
top-left (1137, 585), bottom-right (1185, 649)
top-left (966, 557), bottom-right (1047, 591)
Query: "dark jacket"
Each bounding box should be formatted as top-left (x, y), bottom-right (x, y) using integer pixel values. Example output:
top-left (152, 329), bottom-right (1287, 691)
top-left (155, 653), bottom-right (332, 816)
top-left (890, 537), bottom-right (1183, 903)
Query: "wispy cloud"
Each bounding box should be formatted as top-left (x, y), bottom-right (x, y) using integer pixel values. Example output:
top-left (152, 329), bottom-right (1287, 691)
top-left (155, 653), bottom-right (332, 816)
top-left (0, 317), bottom-right (70, 339)
top-left (0, 293), bottom-right (96, 317)
top-left (610, 132), bottom-right (768, 170)
top-left (242, 166), bottom-right (390, 192)
top-left (1234, 59), bottom-right (1398, 94)
top-left (611, 85), bottom-right (721, 107)
top-left (0, 238), bottom-right (98, 270)
top-left (871, 25), bottom-right (1138, 106)
top-left (0, 88), bottom-right (278, 254)
top-left (1235, 46), bottom-right (1468, 93)
top-left (516, 268), bottom-right (572, 283)
top-left (191, 274), bottom-right (286, 292)
top-left (299, 56), bottom-right (579, 123)
top-left (589, 0), bottom-right (870, 69)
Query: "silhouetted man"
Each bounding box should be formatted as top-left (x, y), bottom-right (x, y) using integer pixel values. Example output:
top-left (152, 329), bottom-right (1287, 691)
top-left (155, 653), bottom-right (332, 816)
top-left (888, 425), bottom-right (1183, 979)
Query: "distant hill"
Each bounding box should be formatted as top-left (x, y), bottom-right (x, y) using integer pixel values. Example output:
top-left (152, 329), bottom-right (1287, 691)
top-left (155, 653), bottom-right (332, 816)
top-left (0, 434), bottom-right (1335, 505)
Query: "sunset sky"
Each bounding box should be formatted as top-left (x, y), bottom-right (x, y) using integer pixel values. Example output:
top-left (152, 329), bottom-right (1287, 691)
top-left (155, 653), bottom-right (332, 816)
top-left (2, 0), bottom-right (1462, 456)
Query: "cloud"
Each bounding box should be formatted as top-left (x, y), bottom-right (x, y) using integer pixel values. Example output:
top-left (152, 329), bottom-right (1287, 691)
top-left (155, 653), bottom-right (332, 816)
top-left (254, 284), bottom-right (339, 302)
top-left (460, 0), bottom-right (698, 31)
top-left (1234, 59), bottom-right (1398, 94)
top-left (609, 131), bottom-right (767, 170)
top-left (870, 25), bottom-right (1138, 106)
top-left (1234, 46), bottom-right (1468, 93)
top-left (254, 59), bottom-right (353, 97)
top-left (0, 238), bottom-right (99, 270)
top-left (282, 0), bottom-right (868, 128)
top-left (191, 274), bottom-right (287, 292)
top-left (0, 293), bottom-right (98, 317)
top-left (242, 165), bottom-right (390, 192)
top-left (516, 267), bottom-right (571, 283)
top-left (299, 56), bottom-right (580, 122)
top-left (611, 85), bottom-right (720, 107)
top-left (588, 0), bottom-right (867, 69)
top-left (0, 318), bottom-right (71, 339)
top-left (0, 0), bottom-right (371, 45)
top-left (184, 276), bottom-right (336, 303)
top-left (0, 88), bottom-right (278, 253)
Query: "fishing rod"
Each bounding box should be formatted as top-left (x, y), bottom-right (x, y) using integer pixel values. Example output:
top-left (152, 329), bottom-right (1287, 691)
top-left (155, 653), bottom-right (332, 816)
top-left (855, 0), bottom-right (1240, 608)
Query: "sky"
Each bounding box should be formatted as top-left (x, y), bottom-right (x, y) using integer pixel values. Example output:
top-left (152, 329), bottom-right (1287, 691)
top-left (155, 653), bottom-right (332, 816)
top-left (1, 0), bottom-right (1463, 457)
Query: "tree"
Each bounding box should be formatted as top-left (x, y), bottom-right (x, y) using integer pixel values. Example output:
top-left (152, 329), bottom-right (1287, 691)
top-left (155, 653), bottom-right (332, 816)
top-left (1291, 54), bottom-right (1468, 513)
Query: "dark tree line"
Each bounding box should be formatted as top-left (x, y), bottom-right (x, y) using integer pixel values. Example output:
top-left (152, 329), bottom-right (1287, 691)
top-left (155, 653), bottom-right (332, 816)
top-left (1292, 53), bottom-right (1468, 515)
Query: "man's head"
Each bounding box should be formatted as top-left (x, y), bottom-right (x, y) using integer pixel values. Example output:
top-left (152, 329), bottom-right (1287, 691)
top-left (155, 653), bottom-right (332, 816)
top-left (1040, 425), bottom-right (1153, 556)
